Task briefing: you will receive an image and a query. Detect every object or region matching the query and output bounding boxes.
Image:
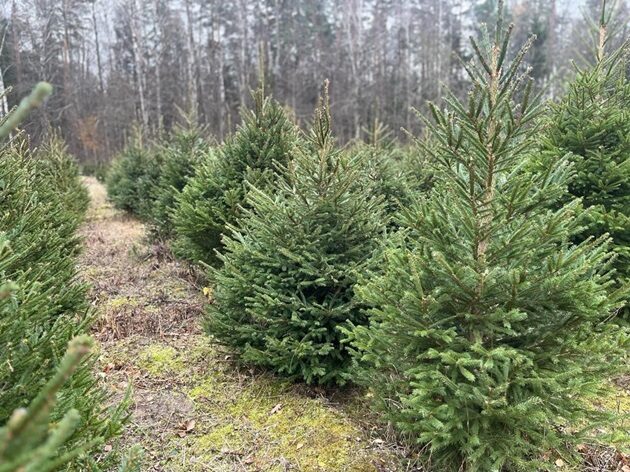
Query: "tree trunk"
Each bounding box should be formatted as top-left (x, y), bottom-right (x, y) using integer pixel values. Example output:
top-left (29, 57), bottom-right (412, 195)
top-left (61, 0), bottom-right (72, 112)
top-left (131, 0), bottom-right (149, 130)
top-left (153, 0), bottom-right (163, 131)
top-left (0, 26), bottom-right (9, 117)
top-left (184, 0), bottom-right (197, 119)
top-left (92, 1), bottom-right (104, 93)
top-left (10, 1), bottom-right (23, 93)
top-left (217, 30), bottom-right (226, 139)
top-left (237, 0), bottom-right (249, 111)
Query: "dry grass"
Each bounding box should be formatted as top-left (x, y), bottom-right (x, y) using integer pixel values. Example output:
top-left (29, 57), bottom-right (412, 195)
top-left (80, 177), bottom-right (202, 340)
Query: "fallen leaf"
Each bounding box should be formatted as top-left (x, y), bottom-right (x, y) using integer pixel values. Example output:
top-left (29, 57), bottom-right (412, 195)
top-left (175, 419), bottom-right (196, 436)
top-left (296, 442), bottom-right (304, 450)
top-left (555, 458), bottom-right (564, 467)
top-left (103, 444), bottom-right (113, 452)
top-left (269, 403), bottom-right (283, 415)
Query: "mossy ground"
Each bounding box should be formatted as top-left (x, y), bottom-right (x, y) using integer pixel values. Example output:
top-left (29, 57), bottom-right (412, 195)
top-left (100, 336), bottom-right (400, 471)
top-left (79, 177), bottom-right (629, 471)
top-left (80, 177), bottom-right (404, 471)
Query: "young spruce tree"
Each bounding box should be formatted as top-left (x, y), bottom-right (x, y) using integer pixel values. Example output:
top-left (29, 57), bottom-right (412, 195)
top-left (0, 336), bottom-right (142, 472)
top-left (33, 135), bottom-right (90, 221)
top-left (345, 120), bottom-right (414, 224)
top-left (206, 85), bottom-right (386, 384)
top-left (106, 133), bottom-right (161, 219)
top-left (172, 87), bottom-right (297, 265)
top-left (542, 5), bottom-right (629, 318)
top-left (148, 124), bottom-right (209, 239)
top-left (0, 336), bottom-right (96, 472)
top-left (346, 5), bottom-right (627, 470)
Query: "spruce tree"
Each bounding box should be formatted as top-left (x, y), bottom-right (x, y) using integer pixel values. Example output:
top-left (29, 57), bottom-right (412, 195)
top-left (34, 135), bottom-right (90, 223)
top-left (0, 142), bottom-right (128, 461)
top-left (0, 336), bottom-right (96, 472)
top-left (0, 337), bottom-right (142, 472)
top-left (148, 124), bottom-right (209, 239)
top-left (345, 5), bottom-right (628, 470)
top-left (206, 86), bottom-right (386, 385)
top-left (172, 88), bottom-right (297, 265)
top-left (106, 135), bottom-right (162, 219)
top-left (542, 6), bottom-right (629, 318)
top-left (346, 120), bottom-right (414, 223)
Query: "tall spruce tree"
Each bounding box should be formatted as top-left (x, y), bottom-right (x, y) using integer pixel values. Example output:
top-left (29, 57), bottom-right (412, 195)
top-left (542, 4), bottom-right (629, 318)
top-left (172, 88), bottom-right (298, 265)
top-left (1, 139), bottom-right (92, 425)
top-left (345, 4), bottom-right (628, 470)
top-left (206, 85), bottom-right (386, 384)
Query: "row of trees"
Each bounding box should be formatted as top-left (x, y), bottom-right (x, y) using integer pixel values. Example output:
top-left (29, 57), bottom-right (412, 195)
top-left (106, 2), bottom-right (629, 469)
top-left (2, 0), bottom-right (628, 165)
top-left (0, 86), bottom-right (133, 470)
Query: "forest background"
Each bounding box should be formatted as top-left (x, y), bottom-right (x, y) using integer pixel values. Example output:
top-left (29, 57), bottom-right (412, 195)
top-left (1, 0), bottom-right (628, 166)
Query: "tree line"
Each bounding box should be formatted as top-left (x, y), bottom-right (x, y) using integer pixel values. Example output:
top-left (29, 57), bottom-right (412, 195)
top-left (1, 0), bottom-right (628, 165)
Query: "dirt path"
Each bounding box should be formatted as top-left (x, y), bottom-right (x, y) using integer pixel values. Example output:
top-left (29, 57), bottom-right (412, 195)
top-left (79, 177), bottom-right (404, 472)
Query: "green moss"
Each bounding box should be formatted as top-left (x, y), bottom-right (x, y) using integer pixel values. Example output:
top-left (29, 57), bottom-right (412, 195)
top-left (587, 384), bottom-right (630, 452)
top-left (187, 378), bottom-right (223, 400)
top-left (196, 424), bottom-right (246, 452)
top-left (224, 382), bottom-right (377, 471)
top-left (109, 335), bottom-right (392, 471)
top-left (143, 305), bottom-right (161, 315)
top-left (138, 344), bottom-right (184, 376)
top-left (107, 296), bottom-right (140, 310)
top-left (187, 340), bottom-right (216, 363)
top-left (596, 386), bottom-right (630, 413)
top-left (267, 403), bottom-right (365, 470)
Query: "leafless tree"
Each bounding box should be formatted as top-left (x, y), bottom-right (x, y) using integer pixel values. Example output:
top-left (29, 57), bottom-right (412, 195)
top-left (0, 0), bottom-right (616, 163)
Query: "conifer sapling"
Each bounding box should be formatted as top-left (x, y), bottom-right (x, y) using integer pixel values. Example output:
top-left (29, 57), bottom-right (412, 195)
top-left (173, 87), bottom-right (297, 265)
top-left (206, 83), bottom-right (386, 384)
top-left (542, 2), bottom-right (629, 319)
top-left (345, 3), bottom-right (628, 470)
